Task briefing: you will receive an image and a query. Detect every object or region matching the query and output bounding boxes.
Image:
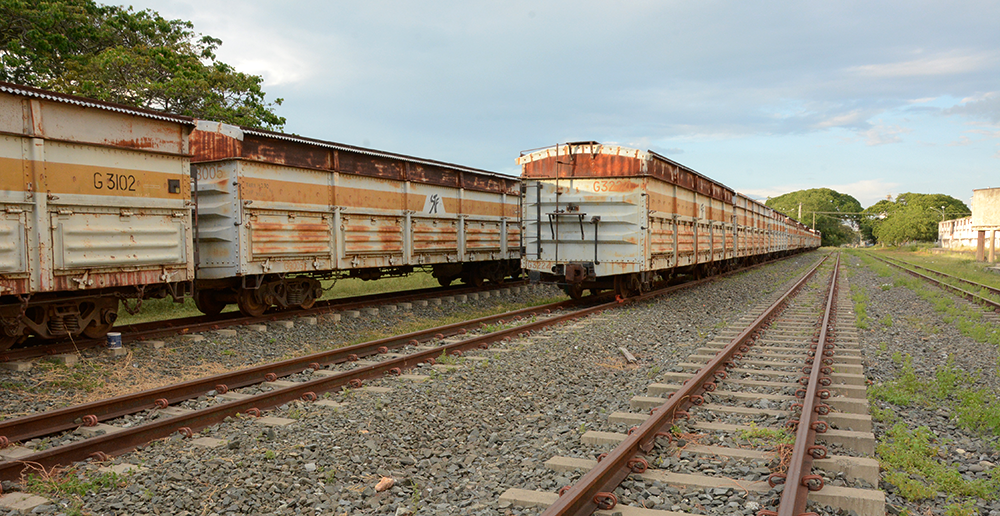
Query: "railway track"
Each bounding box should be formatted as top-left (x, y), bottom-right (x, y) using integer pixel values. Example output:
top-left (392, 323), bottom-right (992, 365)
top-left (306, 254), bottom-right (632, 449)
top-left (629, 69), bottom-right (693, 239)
top-left (0, 265), bottom-right (762, 486)
top-left (0, 281), bottom-right (527, 363)
top-left (869, 254), bottom-right (1000, 311)
top-left (501, 253), bottom-right (884, 516)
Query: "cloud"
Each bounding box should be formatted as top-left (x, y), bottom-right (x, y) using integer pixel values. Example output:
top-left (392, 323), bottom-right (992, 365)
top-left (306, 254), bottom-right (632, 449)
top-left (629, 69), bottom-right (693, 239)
top-left (814, 109), bottom-right (872, 129)
top-left (111, 0), bottom-right (1000, 206)
top-left (828, 179), bottom-right (901, 207)
top-left (946, 93), bottom-right (1000, 124)
top-left (735, 186), bottom-right (803, 203)
top-left (846, 51), bottom-right (998, 78)
top-left (861, 123), bottom-right (913, 145)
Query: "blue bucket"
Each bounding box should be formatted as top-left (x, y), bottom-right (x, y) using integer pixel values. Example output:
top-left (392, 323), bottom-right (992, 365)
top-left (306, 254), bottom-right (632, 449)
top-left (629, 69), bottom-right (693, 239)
top-left (106, 332), bottom-right (122, 349)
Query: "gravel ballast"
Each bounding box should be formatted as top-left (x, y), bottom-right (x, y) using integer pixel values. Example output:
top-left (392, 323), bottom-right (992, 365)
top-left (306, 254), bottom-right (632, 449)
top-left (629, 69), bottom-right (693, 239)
top-left (2, 250), bottom-right (996, 516)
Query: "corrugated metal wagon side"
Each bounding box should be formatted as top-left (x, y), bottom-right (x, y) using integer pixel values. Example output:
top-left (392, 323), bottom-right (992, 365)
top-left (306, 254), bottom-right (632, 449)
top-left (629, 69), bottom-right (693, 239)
top-left (190, 122), bottom-right (520, 316)
top-left (0, 83), bottom-right (195, 349)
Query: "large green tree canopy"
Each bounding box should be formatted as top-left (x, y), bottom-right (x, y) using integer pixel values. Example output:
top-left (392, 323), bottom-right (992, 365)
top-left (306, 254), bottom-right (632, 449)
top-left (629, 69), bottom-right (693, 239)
top-left (861, 193), bottom-right (970, 246)
top-left (765, 188), bottom-right (862, 247)
top-left (0, 0), bottom-right (284, 129)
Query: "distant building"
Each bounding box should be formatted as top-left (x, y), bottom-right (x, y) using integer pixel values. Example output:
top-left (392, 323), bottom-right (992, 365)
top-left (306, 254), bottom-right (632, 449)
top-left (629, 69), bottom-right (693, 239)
top-left (940, 188), bottom-right (1000, 261)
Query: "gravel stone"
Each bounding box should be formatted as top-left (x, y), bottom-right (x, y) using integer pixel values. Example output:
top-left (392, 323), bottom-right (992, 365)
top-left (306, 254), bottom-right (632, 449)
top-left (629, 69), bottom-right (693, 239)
top-left (0, 255), bottom-right (858, 515)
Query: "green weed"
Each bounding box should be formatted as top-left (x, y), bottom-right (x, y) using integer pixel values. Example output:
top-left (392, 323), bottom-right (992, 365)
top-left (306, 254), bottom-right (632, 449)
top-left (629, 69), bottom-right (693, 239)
top-left (878, 423), bottom-right (1000, 501)
top-left (869, 355), bottom-right (1000, 436)
top-left (850, 285), bottom-right (870, 329)
top-left (25, 467), bottom-right (127, 499)
top-left (737, 423), bottom-right (794, 448)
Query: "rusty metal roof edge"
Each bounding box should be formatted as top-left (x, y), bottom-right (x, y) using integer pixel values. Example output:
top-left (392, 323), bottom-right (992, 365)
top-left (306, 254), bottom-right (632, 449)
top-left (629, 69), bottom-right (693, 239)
top-left (646, 149), bottom-right (736, 195)
top-left (517, 142), bottom-right (736, 195)
top-left (0, 81), bottom-right (196, 125)
top-left (240, 127), bottom-right (515, 181)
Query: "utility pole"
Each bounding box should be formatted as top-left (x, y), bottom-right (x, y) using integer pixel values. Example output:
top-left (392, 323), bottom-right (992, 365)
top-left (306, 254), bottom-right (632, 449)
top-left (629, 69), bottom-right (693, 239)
top-left (798, 203), bottom-right (802, 220)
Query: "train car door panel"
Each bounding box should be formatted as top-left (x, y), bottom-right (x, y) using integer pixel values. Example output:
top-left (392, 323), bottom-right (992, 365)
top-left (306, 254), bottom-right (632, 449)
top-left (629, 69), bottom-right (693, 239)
top-left (341, 213), bottom-right (404, 268)
top-left (465, 219), bottom-right (503, 256)
top-left (247, 210), bottom-right (332, 262)
top-left (0, 213), bottom-right (26, 274)
top-left (410, 216), bottom-right (459, 262)
top-left (51, 210), bottom-right (188, 269)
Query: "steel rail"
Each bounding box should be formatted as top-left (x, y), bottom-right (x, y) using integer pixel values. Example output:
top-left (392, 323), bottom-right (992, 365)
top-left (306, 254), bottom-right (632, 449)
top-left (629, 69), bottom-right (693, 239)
top-left (0, 253), bottom-right (811, 482)
top-left (877, 255), bottom-right (1000, 298)
top-left (870, 255), bottom-right (1000, 311)
top-left (538, 253), bottom-right (830, 516)
top-left (1, 281), bottom-right (526, 362)
top-left (774, 253), bottom-right (840, 516)
top-left (0, 279), bottom-right (697, 483)
top-left (0, 295), bottom-right (580, 446)
top-left (0, 251), bottom-right (807, 445)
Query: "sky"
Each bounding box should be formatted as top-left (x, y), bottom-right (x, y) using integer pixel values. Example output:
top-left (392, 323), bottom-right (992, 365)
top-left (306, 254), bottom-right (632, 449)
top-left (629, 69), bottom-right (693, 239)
top-left (119, 1), bottom-right (1000, 209)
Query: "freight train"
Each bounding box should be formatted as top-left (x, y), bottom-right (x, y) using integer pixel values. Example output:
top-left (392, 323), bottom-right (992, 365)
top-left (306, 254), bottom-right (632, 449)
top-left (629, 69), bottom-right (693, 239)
top-left (518, 143), bottom-right (820, 298)
top-left (0, 83), bottom-right (819, 352)
top-left (0, 83), bottom-right (519, 350)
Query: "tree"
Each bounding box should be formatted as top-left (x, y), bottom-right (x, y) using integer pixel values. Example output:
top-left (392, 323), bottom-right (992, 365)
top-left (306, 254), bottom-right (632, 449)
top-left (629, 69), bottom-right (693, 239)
top-left (765, 188), bottom-right (862, 247)
top-left (0, 0), bottom-right (284, 129)
top-left (861, 193), bottom-right (969, 246)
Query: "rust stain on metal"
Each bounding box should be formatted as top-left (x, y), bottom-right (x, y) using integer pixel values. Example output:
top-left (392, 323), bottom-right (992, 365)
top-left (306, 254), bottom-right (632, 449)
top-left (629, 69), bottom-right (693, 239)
top-left (191, 128), bottom-right (241, 161)
top-left (191, 126), bottom-right (517, 195)
top-left (107, 136), bottom-right (166, 151)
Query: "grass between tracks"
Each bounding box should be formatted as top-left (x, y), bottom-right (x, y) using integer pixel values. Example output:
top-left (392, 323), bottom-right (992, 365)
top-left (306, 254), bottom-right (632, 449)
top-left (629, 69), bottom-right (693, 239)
top-left (846, 251), bottom-right (1000, 510)
top-left (116, 272), bottom-right (446, 325)
top-left (849, 251), bottom-right (1000, 348)
top-left (20, 463), bottom-right (129, 516)
top-left (877, 248), bottom-right (1000, 303)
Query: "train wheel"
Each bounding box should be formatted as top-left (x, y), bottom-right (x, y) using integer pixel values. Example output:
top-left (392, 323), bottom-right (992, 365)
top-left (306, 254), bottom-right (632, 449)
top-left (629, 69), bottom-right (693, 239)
top-left (82, 299), bottom-right (119, 339)
top-left (298, 295), bottom-right (317, 310)
top-left (614, 274), bottom-right (641, 298)
top-left (589, 288), bottom-right (603, 297)
top-left (237, 289), bottom-right (268, 317)
top-left (195, 290), bottom-right (227, 316)
top-left (82, 320), bottom-right (115, 339)
top-left (0, 335), bottom-right (16, 352)
top-left (564, 284), bottom-right (584, 300)
top-left (484, 263), bottom-right (505, 284)
top-left (437, 276), bottom-right (453, 287)
top-left (469, 270), bottom-right (486, 288)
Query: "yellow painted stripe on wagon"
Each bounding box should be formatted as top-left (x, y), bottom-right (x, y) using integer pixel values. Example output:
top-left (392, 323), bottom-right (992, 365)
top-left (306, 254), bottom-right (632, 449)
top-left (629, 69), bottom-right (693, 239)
top-left (337, 186), bottom-right (404, 210)
top-left (438, 198), bottom-right (511, 217)
top-left (0, 156), bottom-right (24, 191)
top-left (31, 160), bottom-right (190, 200)
top-left (241, 177), bottom-right (330, 206)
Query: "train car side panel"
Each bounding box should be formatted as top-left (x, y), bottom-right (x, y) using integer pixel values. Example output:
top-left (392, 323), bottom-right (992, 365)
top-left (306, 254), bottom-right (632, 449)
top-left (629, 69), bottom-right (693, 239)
top-left (523, 178), bottom-right (645, 280)
top-left (408, 182), bottom-right (461, 265)
top-left (241, 161), bottom-right (334, 274)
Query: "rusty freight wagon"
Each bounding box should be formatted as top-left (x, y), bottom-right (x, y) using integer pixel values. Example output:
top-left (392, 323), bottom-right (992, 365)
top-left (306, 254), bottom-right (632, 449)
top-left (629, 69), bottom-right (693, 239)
top-left (0, 83), bottom-right (196, 350)
top-left (518, 143), bottom-right (819, 298)
top-left (190, 122), bottom-right (521, 316)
